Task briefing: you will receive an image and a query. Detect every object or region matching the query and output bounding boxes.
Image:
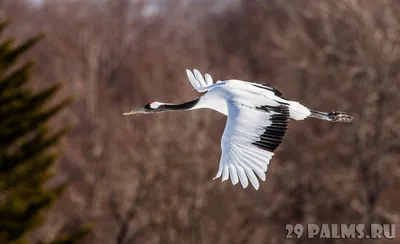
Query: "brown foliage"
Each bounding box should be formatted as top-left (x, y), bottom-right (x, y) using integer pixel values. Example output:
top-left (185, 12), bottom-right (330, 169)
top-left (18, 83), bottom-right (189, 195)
top-left (3, 0), bottom-right (400, 243)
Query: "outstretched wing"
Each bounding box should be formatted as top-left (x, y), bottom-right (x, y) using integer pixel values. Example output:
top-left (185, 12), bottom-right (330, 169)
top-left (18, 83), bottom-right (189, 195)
top-left (214, 101), bottom-right (290, 190)
top-left (186, 69), bottom-right (222, 92)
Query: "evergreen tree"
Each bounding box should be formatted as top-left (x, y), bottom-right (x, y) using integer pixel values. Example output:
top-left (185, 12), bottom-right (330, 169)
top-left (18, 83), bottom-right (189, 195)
top-left (0, 21), bottom-right (88, 244)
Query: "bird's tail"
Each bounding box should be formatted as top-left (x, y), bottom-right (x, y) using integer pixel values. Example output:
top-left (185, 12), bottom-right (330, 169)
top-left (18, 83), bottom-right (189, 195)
top-left (287, 101), bottom-right (353, 122)
top-left (287, 101), bottom-right (312, 120)
top-left (309, 110), bottom-right (353, 123)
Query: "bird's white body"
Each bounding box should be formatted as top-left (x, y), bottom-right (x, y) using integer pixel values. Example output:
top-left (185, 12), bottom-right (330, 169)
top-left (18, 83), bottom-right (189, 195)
top-left (195, 79), bottom-right (311, 119)
top-left (124, 69), bottom-right (352, 190)
top-left (185, 70), bottom-right (311, 189)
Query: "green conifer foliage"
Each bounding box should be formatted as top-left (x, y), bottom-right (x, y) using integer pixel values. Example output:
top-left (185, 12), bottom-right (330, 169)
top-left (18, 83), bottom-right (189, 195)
top-left (0, 21), bottom-right (88, 244)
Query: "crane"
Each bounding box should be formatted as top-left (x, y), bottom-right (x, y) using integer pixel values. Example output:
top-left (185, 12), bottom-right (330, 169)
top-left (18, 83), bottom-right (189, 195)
top-left (124, 69), bottom-right (353, 190)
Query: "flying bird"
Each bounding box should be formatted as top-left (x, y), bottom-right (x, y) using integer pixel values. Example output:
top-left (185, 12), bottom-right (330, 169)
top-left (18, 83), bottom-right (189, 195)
top-left (124, 69), bottom-right (353, 190)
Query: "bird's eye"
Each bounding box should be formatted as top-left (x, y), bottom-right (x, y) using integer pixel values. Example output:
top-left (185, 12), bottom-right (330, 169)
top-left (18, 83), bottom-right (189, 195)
top-left (144, 101), bottom-right (155, 109)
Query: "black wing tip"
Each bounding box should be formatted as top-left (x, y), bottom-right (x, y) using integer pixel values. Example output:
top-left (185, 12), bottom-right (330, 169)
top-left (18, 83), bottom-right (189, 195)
top-left (252, 105), bottom-right (290, 153)
top-left (252, 83), bottom-right (285, 99)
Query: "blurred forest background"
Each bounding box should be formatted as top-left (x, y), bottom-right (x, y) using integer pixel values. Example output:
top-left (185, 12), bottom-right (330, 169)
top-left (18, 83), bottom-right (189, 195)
top-left (1, 0), bottom-right (400, 243)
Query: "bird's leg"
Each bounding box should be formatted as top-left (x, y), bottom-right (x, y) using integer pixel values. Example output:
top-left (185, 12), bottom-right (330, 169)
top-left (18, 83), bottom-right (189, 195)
top-left (310, 110), bottom-right (353, 123)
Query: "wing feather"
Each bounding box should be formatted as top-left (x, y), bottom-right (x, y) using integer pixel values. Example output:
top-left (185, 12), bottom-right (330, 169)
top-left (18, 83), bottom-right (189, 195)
top-left (238, 151), bottom-right (266, 181)
top-left (222, 165), bottom-right (230, 182)
top-left (236, 166), bottom-right (249, 188)
top-left (185, 69), bottom-right (224, 93)
top-left (215, 100), bottom-right (289, 190)
top-left (186, 69), bottom-right (203, 91)
top-left (205, 73), bottom-right (213, 86)
top-left (229, 165), bottom-right (239, 185)
top-left (194, 69), bottom-right (208, 88)
top-left (242, 164), bottom-right (260, 190)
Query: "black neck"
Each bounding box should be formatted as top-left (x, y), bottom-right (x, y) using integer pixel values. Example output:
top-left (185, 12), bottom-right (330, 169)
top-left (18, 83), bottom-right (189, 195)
top-left (160, 99), bottom-right (199, 111)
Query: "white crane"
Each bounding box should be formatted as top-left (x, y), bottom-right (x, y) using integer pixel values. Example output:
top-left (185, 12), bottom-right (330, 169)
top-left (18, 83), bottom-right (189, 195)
top-left (124, 69), bottom-right (353, 190)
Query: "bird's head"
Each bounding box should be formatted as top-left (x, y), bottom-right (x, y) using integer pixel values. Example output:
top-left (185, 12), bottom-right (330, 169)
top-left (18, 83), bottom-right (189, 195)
top-left (123, 101), bottom-right (165, 115)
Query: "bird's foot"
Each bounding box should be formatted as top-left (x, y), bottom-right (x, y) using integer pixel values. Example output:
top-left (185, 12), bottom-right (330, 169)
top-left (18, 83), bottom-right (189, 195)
top-left (327, 111), bottom-right (353, 123)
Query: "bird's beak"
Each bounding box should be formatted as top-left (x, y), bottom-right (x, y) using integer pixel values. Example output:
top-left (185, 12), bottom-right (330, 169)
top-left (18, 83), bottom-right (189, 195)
top-left (123, 107), bottom-right (145, 115)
